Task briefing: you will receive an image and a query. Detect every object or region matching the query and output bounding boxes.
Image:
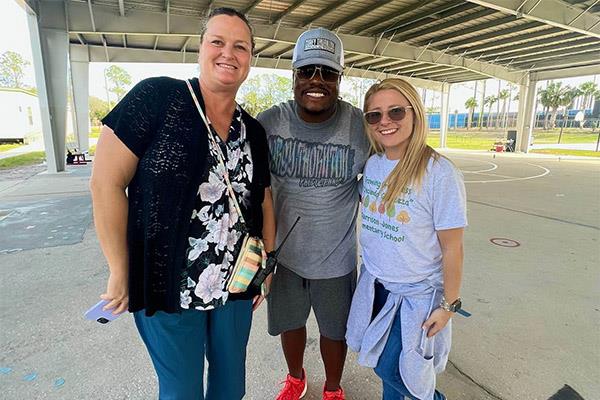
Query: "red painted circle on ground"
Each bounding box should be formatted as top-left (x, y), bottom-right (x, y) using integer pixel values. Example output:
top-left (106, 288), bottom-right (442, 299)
top-left (490, 238), bottom-right (521, 247)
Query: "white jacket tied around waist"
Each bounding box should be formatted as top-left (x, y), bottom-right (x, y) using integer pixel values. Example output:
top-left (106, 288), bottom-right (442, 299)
top-left (346, 265), bottom-right (451, 400)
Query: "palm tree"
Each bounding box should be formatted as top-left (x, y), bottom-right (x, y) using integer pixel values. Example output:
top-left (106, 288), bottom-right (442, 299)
top-left (478, 80), bottom-right (487, 130)
top-left (464, 97), bottom-right (478, 130)
top-left (506, 84), bottom-right (516, 127)
top-left (484, 95), bottom-right (497, 129)
top-left (498, 89), bottom-right (510, 128)
top-left (578, 81), bottom-right (598, 110)
top-left (538, 82), bottom-right (573, 129)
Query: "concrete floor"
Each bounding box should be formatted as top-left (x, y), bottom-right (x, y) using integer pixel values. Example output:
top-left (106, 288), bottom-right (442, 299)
top-left (0, 150), bottom-right (598, 400)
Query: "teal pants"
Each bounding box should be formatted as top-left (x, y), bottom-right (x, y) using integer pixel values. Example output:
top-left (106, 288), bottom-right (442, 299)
top-left (134, 299), bottom-right (253, 400)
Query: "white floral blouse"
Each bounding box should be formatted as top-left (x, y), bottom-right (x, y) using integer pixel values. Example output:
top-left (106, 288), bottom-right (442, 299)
top-left (180, 106), bottom-right (253, 311)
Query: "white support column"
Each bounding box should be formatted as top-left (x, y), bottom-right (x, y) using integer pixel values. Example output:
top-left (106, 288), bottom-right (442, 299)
top-left (516, 75), bottom-right (537, 153)
top-left (70, 46), bottom-right (90, 153)
top-left (26, 2), bottom-right (69, 173)
top-left (439, 82), bottom-right (451, 148)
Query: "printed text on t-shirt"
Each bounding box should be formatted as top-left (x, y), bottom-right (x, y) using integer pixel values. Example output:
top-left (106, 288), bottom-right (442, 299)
top-left (269, 136), bottom-right (355, 187)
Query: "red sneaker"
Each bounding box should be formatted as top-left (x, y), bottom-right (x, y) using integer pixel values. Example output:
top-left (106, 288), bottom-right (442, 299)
top-left (275, 369), bottom-right (307, 400)
top-left (322, 386), bottom-right (345, 400)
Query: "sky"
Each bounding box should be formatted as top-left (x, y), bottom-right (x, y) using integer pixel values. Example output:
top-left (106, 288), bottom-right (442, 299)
top-left (3, 1), bottom-right (597, 113)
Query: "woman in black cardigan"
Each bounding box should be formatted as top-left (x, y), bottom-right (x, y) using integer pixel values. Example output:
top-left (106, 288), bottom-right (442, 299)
top-left (89, 7), bottom-right (275, 400)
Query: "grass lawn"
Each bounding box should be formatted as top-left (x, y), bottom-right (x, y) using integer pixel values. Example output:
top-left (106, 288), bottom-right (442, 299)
top-left (0, 151), bottom-right (46, 169)
top-left (0, 144), bottom-right (23, 153)
top-left (426, 128), bottom-right (599, 151)
top-left (88, 144), bottom-right (96, 156)
top-left (530, 149), bottom-right (600, 157)
top-left (427, 133), bottom-right (495, 150)
top-left (532, 129), bottom-right (599, 144)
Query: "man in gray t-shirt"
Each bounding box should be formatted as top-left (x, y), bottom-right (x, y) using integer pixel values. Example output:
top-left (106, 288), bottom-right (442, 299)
top-left (257, 28), bottom-right (369, 400)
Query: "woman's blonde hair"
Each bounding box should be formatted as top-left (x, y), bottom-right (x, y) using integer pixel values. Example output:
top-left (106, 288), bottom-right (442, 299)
top-left (363, 78), bottom-right (440, 205)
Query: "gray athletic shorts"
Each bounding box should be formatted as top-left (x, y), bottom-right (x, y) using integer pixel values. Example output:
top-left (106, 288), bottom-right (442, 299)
top-left (267, 266), bottom-right (357, 341)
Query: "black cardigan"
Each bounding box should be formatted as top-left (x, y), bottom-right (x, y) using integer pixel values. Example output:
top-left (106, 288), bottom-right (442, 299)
top-left (102, 77), bottom-right (270, 315)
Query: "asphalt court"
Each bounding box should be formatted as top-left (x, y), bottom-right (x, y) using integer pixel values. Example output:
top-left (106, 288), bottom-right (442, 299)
top-left (0, 152), bottom-right (598, 399)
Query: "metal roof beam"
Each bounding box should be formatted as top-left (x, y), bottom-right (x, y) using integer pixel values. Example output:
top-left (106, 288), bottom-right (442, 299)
top-left (165, 0), bottom-right (170, 34)
top-left (486, 37), bottom-right (598, 61)
top-left (118, 0), bottom-right (125, 17)
top-left (350, 1), bottom-right (431, 35)
top-left (271, 0), bottom-right (310, 24)
top-left (352, 56), bottom-right (387, 68)
top-left (471, 32), bottom-right (581, 57)
top-left (87, 0), bottom-right (96, 32)
top-left (72, 43), bottom-right (445, 89)
top-left (463, 0), bottom-right (600, 38)
top-left (365, 60), bottom-right (415, 70)
top-left (101, 34), bottom-right (109, 61)
top-left (395, 8), bottom-right (498, 42)
top-left (180, 36), bottom-right (191, 52)
top-left (64, 3), bottom-right (522, 82)
top-left (462, 26), bottom-right (563, 53)
top-left (373, 1), bottom-right (466, 36)
top-left (395, 63), bottom-right (456, 75)
top-left (345, 54), bottom-right (371, 63)
top-left (448, 21), bottom-right (543, 49)
top-left (385, 61), bottom-right (425, 72)
top-left (255, 42), bottom-right (277, 54)
top-left (243, 0), bottom-right (263, 15)
top-left (422, 15), bottom-right (518, 46)
top-left (76, 33), bottom-right (86, 45)
top-left (513, 52), bottom-right (600, 70)
top-left (510, 44), bottom-right (600, 65)
top-left (330, 0), bottom-right (404, 31)
top-left (417, 68), bottom-right (476, 79)
top-left (300, 0), bottom-right (353, 27)
top-left (530, 63), bottom-right (600, 80)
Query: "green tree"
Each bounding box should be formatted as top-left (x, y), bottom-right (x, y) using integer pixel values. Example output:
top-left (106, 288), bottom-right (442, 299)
top-left (238, 74), bottom-right (292, 116)
top-left (89, 96), bottom-right (111, 126)
top-left (105, 65), bottom-right (132, 102)
top-left (340, 77), bottom-right (376, 108)
top-left (484, 95), bottom-right (497, 129)
top-left (538, 82), bottom-right (573, 129)
top-left (0, 51), bottom-right (30, 88)
top-left (464, 97), bottom-right (478, 130)
top-left (498, 89), bottom-right (510, 128)
top-left (578, 81), bottom-right (598, 110)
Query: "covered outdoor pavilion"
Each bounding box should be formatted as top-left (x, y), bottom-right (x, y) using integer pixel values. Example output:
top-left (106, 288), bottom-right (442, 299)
top-left (17, 0), bottom-right (600, 173)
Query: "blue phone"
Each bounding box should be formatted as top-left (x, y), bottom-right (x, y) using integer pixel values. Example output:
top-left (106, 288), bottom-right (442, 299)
top-left (84, 300), bottom-right (121, 324)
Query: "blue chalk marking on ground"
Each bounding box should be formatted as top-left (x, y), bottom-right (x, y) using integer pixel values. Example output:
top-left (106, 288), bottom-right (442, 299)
top-left (23, 373), bottom-right (37, 382)
top-left (54, 378), bottom-right (65, 388)
top-left (0, 367), bottom-right (13, 375)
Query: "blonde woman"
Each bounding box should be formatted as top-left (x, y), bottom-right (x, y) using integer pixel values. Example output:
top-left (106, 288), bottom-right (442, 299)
top-left (346, 78), bottom-right (467, 400)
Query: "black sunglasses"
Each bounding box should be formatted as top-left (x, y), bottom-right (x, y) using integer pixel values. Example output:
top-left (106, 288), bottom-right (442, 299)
top-left (294, 65), bottom-right (342, 83)
top-left (363, 106), bottom-right (414, 125)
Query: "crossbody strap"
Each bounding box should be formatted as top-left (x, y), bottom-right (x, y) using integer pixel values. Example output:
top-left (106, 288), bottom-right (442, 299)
top-left (186, 79), bottom-right (246, 225)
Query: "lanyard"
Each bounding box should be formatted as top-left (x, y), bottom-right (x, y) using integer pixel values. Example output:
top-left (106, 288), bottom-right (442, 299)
top-left (186, 80), bottom-right (246, 225)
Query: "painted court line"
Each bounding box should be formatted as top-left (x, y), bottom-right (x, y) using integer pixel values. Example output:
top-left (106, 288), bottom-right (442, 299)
top-left (463, 163), bottom-right (550, 184)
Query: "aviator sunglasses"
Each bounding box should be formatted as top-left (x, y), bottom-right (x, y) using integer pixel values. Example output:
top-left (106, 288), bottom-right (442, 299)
top-left (363, 106), bottom-right (413, 125)
top-left (294, 65), bottom-right (342, 83)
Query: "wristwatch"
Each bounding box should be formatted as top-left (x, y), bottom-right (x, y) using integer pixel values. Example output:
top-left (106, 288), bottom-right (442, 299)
top-left (440, 296), bottom-right (462, 313)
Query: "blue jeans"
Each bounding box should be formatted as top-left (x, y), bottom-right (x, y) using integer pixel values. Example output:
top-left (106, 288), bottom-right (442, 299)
top-left (372, 283), bottom-right (445, 400)
top-left (134, 299), bottom-right (253, 400)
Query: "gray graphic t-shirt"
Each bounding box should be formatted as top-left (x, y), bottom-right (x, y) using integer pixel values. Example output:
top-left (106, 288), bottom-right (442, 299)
top-left (360, 154), bottom-right (468, 284)
top-left (258, 100), bottom-right (370, 279)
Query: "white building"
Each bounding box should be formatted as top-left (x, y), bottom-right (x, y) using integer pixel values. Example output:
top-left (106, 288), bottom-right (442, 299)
top-left (0, 87), bottom-right (42, 142)
top-left (0, 87), bottom-right (76, 146)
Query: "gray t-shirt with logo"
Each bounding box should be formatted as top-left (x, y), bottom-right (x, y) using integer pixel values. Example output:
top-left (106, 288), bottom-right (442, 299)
top-left (360, 154), bottom-right (468, 284)
top-left (257, 100), bottom-right (370, 279)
